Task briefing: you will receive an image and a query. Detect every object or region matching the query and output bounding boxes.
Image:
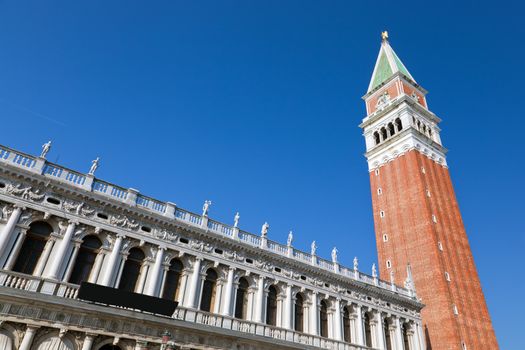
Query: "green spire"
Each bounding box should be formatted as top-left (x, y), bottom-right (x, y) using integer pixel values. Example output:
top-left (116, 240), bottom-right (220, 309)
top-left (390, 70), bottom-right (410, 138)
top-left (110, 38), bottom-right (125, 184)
top-left (367, 32), bottom-right (416, 93)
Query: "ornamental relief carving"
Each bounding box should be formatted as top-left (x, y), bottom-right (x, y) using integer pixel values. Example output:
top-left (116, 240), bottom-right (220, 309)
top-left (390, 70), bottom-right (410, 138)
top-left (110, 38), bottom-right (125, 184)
top-left (0, 202), bottom-right (14, 220)
top-left (63, 200), bottom-right (96, 217)
top-left (6, 182), bottom-right (45, 202)
top-left (110, 215), bottom-right (140, 230)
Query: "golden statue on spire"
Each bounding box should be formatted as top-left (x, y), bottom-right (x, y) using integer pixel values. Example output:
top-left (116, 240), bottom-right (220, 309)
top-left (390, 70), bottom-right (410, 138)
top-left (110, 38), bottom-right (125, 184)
top-left (381, 31), bottom-right (389, 41)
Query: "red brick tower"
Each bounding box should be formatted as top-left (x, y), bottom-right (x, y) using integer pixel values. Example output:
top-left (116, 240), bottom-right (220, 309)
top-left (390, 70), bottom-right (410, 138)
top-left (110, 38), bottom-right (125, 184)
top-left (360, 32), bottom-right (498, 350)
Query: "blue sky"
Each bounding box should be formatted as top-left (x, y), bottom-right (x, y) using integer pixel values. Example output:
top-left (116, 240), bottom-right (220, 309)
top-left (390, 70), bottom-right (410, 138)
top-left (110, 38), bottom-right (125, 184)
top-left (0, 1), bottom-right (523, 348)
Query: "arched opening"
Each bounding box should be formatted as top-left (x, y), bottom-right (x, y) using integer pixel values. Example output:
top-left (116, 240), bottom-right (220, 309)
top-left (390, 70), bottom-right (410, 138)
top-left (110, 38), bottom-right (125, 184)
top-left (0, 330), bottom-right (13, 350)
top-left (200, 268), bottom-right (218, 312)
top-left (69, 235), bottom-right (102, 285)
top-left (99, 345), bottom-right (122, 350)
top-left (234, 277), bottom-right (249, 319)
top-left (36, 336), bottom-right (75, 350)
top-left (388, 123), bottom-right (395, 136)
top-left (162, 259), bottom-right (183, 300)
top-left (12, 221), bottom-right (53, 275)
top-left (417, 120), bottom-right (421, 131)
top-left (374, 132), bottom-right (380, 145)
top-left (294, 293), bottom-right (304, 332)
top-left (343, 306), bottom-right (351, 342)
top-left (266, 285), bottom-right (278, 326)
top-left (395, 118), bottom-right (403, 131)
top-left (364, 312), bottom-right (372, 347)
top-left (381, 127), bottom-right (388, 141)
top-left (118, 247), bottom-right (145, 292)
top-left (320, 300), bottom-right (329, 338)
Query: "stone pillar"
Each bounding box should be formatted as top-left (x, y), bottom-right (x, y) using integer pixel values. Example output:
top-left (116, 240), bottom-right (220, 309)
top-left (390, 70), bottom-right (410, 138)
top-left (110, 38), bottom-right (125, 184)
top-left (376, 311), bottom-right (386, 350)
top-left (0, 206), bottom-right (23, 257)
top-left (416, 321), bottom-right (425, 350)
top-left (187, 257), bottom-right (202, 309)
top-left (136, 262), bottom-right (150, 294)
top-left (254, 275), bottom-right (265, 323)
top-left (88, 250), bottom-right (106, 283)
top-left (100, 235), bottom-right (124, 286)
top-left (283, 284), bottom-right (293, 329)
top-left (333, 298), bottom-right (343, 341)
top-left (355, 305), bottom-right (364, 345)
top-left (145, 247), bottom-right (165, 296)
top-left (46, 221), bottom-right (77, 280)
top-left (221, 267), bottom-right (235, 316)
top-left (19, 325), bottom-right (38, 350)
top-left (309, 291), bottom-right (319, 336)
top-left (81, 334), bottom-right (96, 350)
top-left (33, 237), bottom-right (56, 277)
top-left (395, 317), bottom-right (404, 350)
top-left (63, 242), bottom-right (81, 282)
top-left (3, 229), bottom-right (26, 270)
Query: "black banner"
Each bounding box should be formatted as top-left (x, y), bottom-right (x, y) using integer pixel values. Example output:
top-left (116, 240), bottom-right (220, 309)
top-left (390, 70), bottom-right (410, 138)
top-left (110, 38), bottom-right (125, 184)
top-left (77, 282), bottom-right (178, 316)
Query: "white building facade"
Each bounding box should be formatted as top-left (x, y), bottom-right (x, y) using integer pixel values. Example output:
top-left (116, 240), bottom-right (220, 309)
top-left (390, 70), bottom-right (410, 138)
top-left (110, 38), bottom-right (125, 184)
top-left (0, 143), bottom-right (424, 350)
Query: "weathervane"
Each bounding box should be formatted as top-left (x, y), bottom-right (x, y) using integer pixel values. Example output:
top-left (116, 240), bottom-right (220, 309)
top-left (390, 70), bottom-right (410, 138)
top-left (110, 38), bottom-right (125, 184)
top-left (381, 30), bottom-right (389, 41)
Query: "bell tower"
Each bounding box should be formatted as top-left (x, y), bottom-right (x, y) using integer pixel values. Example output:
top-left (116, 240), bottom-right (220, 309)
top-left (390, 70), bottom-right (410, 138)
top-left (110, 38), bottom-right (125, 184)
top-left (360, 32), bottom-right (498, 349)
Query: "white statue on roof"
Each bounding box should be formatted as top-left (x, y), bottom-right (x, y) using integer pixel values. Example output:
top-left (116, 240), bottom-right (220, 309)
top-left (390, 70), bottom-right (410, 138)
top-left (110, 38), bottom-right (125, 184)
top-left (311, 241), bottom-right (317, 256)
top-left (40, 141), bottom-right (52, 158)
top-left (89, 157), bottom-right (99, 175)
top-left (233, 212), bottom-right (240, 228)
top-left (202, 200), bottom-right (212, 216)
top-left (372, 263), bottom-right (377, 278)
top-left (353, 257), bottom-right (359, 271)
top-left (261, 222), bottom-right (269, 237)
top-left (331, 247), bottom-right (338, 263)
top-left (287, 231), bottom-right (293, 247)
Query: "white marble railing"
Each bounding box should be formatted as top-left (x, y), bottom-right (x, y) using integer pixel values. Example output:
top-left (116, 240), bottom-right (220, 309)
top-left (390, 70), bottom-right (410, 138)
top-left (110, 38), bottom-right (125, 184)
top-left (173, 308), bottom-right (371, 350)
top-left (0, 144), bottom-right (415, 299)
top-left (0, 269), bottom-right (371, 350)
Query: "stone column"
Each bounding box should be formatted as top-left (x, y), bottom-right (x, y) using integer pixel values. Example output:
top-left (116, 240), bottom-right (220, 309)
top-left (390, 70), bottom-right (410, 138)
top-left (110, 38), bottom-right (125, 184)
top-left (3, 229), bottom-right (27, 270)
top-left (19, 325), bottom-right (38, 350)
top-left (46, 221), bottom-right (77, 280)
top-left (355, 305), bottom-right (364, 345)
top-left (394, 317), bottom-right (404, 350)
top-left (88, 250), bottom-right (106, 283)
top-left (186, 257), bottom-right (202, 309)
top-left (100, 235), bottom-right (124, 286)
top-left (333, 298), bottom-right (343, 341)
top-left (254, 275), bottom-right (265, 323)
top-left (0, 206), bottom-right (23, 257)
top-left (376, 311), bottom-right (386, 350)
top-left (416, 321), bottom-right (425, 350)
top-left (33, 237), bottom-right (56, 277)
top-left (136, 262), bottom-right (150, 294)
top-left (221, 267), bottom-right (235, 316)
top-left (81, 334), bottom-right (96, 350)
top-left (145, 247), bottom-right (165, 296)
top-left (62, 242), bottom-right (81, 282)
top-left (309, 291), bottom-right (319, 336)
top-left (283, 284), bottom-right (293, 329)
